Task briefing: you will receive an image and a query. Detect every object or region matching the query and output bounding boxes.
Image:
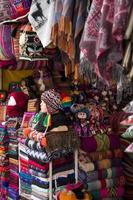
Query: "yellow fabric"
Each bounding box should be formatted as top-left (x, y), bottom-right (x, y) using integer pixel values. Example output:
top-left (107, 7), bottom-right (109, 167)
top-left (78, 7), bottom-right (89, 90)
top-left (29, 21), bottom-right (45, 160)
top-left (2, 69), bottom-right (33, 90)
top-left (59, 190), bottom-right (77, 200)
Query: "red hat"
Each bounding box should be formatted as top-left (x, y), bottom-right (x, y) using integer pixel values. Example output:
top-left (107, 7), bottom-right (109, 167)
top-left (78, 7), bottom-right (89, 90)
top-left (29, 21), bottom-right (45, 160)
top-left (6, 91), bottom-right (29, 117)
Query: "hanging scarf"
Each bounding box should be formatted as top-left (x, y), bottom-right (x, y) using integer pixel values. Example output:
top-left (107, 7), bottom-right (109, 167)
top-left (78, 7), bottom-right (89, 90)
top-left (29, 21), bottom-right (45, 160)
top-left (80, 0), bottom-right (133, 84)
top-left (28, 0), bottom-right (55, 48)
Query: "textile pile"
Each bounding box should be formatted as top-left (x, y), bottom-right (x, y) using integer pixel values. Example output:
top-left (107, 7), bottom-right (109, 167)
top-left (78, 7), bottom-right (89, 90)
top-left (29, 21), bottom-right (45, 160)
top-left (18, 106), bottom-right (78, 199)
top-left (120, 113), bottom-right (133, 200)
top-left (78, 133), bottom-right (125, 200)
top-left (0, 125), bottom-right (9, 199)
top-left (6, 117), bottom-right (22, 200)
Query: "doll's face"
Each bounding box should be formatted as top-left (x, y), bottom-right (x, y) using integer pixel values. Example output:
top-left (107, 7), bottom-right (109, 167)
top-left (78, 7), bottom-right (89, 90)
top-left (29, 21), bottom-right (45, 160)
top-left (78, 112), bottom-right (87, 119)
top-left (40, 100), bottom-right (48, 113)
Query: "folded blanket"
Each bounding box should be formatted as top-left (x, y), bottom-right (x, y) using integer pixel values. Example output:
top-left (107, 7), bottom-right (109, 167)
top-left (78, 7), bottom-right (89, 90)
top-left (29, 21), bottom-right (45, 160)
top-left (91, 186), bottom-right (124, 199)
top-left (87, 176), bottom-right (125, 191)
top-left (79, 149), bottom-right (122, 162)
top-left (79, 167), bottom-right (123, 182)
top-left (79, 158), bottom-right (121, 172)
top-left (80, 134), bottom-right (120, 152)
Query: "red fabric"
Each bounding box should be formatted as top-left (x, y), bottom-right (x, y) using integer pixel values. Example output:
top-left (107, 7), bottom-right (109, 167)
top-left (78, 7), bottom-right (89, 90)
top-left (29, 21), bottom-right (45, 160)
top-left (6, 91), bottom-right (29, 117)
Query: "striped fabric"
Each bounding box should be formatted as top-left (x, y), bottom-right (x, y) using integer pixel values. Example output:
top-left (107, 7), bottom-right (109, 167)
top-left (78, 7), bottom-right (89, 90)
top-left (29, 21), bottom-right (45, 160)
top-left (0, 0), bottom-right (31, 24)
top-left (3, 60), bottom-right (47, 70)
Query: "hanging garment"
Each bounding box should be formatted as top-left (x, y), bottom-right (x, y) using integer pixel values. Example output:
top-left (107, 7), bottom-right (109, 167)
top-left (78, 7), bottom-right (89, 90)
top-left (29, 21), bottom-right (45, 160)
top-left (80, 0), bottom-right (133, 83)
top-left (0, 0), bottom-right (31, 24)
top-left (28, 0), bottom-right (55, 48)
top-left (0, 24), bottom-right (15, 60)
top-left (19, 23), bottom-right (48, 61)
top-left (51, 0), bottom-right (88, 76)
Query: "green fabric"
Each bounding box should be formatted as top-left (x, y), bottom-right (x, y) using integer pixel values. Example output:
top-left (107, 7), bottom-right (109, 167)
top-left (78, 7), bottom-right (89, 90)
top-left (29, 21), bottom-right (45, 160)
top-left (122, 126), bottom-right (133, 138)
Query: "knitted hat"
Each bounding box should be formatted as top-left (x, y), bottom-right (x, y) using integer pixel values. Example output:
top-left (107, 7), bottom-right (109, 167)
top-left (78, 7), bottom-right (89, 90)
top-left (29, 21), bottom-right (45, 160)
top-left (6, 91), bottom-right (29, 117)
top-left (41, 89), bottom-right (62, 114)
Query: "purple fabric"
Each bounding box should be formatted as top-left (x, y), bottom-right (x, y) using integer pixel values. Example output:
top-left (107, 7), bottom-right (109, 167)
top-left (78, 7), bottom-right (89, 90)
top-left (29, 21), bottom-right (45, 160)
top-left (0, 60), bottom-right (17, 69)
top-left (80, 0), bottom-right (132, 83)
top-left (109, 134), bottom-right (120, 149)
top-left (80, 136), bottom-right (97, 152)
top-left (80, 134), bottom-right (120, 152)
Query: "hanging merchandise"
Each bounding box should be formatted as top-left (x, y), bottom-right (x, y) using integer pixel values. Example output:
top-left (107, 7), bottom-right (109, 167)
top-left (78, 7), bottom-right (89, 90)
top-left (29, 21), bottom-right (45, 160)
top-left (19, 23), bottom-right (48, 61)
top-left (0, 24), bottom-right (15, 60)
top-left (6, 91), bottom-right (29, 117)
top-left (80, 0), bottom-right (133, 84)
top-left (0, 0), bottom-right (31, 24)
top-left (28, 0), bottom-right (55, 48)
top-left (122, 7), bottom-right (133, 80)
top-left (51, 0), bottom-right (88, 77)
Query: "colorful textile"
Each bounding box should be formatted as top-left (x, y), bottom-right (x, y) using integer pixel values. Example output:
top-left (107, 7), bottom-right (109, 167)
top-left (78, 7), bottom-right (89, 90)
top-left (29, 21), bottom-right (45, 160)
top-left (91, 186), bottom-right (124, 199)
top-left (80, 0), bottom-right (132, 83)
top-left (51, 0), bottom-right (87, 65)
top-left (79, 167), bottom-right (123, 183)
top-left (6, 91), bottom-right (29, 117)
top-left (125, 142), bottom-right (133, 153)
top-left (0, 0), bottom-right (31, 24)
top-left (122, 125), bottom-right (133, 138)
top-left (19, 24), bottom-right (48, 61)
top-left (80, 134), bottom-right (120, 152)
top-left (79, 149), bottom-right (122, 163)
top-left (41, 89), bottom-right (63, 114)
top-left (79, 158), bottom-right (121, 172)
top-left (0, 24), bottom-right (14, 59)
top-left (120, 115), bottom-right (133, 126)
top-left (86, 176), bottom-right (125, 191)
top-left (28, 0), bottom-right (55, 48)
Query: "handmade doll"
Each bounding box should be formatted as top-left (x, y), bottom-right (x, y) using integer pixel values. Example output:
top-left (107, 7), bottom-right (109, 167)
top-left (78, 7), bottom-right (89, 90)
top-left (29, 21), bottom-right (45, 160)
top-left (23, 89), bottom-right (70, 147)
top-left (73, 106), bottom-right (91, 137)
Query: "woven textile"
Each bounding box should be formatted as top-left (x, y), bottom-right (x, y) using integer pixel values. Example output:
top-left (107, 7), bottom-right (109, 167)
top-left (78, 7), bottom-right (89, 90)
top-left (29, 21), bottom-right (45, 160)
top-left (80, 0), bottom-right (132, 82)
top-left (0, 0), bottom-right (31, 24)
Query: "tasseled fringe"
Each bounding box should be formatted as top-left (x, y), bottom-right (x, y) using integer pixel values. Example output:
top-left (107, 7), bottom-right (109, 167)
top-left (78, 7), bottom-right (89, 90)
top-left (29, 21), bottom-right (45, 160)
top-left (51, 17), bottom-right (74, 59)
top-left (45, 130), bottom-right (80, 153)
top-left (79, 52), bottom-right (95, 84)
top-left (122, 41), bottom-right (132, 69)
top-left (124, 7), bottom-right (133, 39)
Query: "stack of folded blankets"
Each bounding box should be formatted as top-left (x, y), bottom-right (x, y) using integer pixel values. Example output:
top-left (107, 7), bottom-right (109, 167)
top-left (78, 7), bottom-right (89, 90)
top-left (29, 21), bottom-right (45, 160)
top-left (120, 115), bottom-right (133, 200)
top-left (0, 125), bottom-right (9, 199)
top-left (6, 117), bottom-right (22, 200)
top-left (18, 114), bottom-right (78, 200)
top-left (78, 132), bottom-right (125, 200)
top-left (19, 142), bottom-right (32, 199)
top-left (20, 138), bottom-right (76, 200)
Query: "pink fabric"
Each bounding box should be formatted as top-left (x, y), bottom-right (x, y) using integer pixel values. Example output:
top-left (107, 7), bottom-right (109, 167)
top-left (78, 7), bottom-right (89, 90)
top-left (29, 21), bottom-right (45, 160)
top-left (28, 160), bottom-right (49, 171)
top-left (80, 0), bottom-right (132, 83)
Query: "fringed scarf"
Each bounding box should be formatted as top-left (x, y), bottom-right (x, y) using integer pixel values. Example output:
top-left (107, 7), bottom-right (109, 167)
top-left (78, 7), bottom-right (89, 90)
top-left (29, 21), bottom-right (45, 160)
top-left (80, 0), bottom-right (133, 84)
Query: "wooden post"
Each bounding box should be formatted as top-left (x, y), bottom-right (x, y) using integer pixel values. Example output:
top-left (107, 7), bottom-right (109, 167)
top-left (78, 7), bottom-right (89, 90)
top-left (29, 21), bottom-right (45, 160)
top-left (49, 161), bottom-right (53, 200)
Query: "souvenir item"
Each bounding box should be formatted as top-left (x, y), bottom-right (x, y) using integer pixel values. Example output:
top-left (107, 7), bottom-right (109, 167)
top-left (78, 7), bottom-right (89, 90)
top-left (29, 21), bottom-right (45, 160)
top-left (19, 24), bottom-right (48, 61)
top-left (21, 112), bottom-right (35, 128)
top-left (28, 0), bottom-right (55, 48)
top-left (0, 0), bottom-right (31, 24)
top-left (6, 91), bottom-right (29, 117)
